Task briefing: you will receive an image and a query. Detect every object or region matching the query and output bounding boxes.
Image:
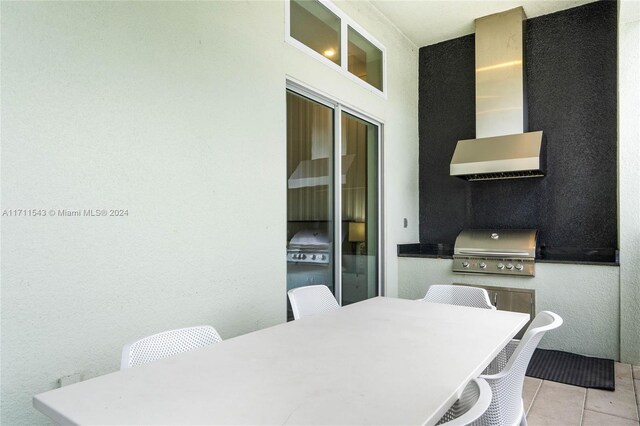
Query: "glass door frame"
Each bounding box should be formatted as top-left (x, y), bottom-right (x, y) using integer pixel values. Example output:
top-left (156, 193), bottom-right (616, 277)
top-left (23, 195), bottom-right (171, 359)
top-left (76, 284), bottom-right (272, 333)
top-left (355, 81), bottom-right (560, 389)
top-left (286, 79), bottom-right (385, 304)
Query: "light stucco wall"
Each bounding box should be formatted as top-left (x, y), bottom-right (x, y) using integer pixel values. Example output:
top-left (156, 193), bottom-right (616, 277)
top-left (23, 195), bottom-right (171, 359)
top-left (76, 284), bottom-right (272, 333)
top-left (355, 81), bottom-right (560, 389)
top-left (398, 258), bottom-right (620, 360)
top-left (618, 0), bottom-right (640, 365)
top-left (0, 1), bottom-right (418, 424)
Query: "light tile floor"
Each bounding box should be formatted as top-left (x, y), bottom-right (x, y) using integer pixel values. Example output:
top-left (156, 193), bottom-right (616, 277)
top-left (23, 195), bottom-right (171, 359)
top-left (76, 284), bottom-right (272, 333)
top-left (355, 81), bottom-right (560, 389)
top-left (524, 362), bottom-right (640, 426)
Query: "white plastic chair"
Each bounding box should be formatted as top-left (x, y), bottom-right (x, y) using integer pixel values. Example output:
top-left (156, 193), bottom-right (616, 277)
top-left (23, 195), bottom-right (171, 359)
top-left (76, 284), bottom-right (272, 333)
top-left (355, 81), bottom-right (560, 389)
top-left (436, 377), bottom-right (493, 426)
top-left (422, 285), bottom-right (496, 310)
top-left (477, 311), bottom-right (563, 426)
top-left (121, 325), bottom-right (222, 369)
top-left (287, 285), bottom-right (339, 320)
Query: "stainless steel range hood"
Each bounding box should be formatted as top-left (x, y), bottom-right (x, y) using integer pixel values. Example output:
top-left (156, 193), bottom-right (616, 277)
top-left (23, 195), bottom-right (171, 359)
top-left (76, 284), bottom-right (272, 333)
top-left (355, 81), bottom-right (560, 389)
top-left (450, 7), bottom-right (545, 181)
top-left (288, 155), bottom-right (355, 189)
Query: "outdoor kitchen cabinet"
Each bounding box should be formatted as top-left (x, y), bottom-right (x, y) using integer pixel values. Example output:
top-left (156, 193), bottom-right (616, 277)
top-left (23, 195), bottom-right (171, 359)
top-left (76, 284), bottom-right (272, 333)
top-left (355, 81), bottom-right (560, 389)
top-left (342, 255), bottom-right (369, 305)
top-left (455, 283), bottom-right (535, 339)
top-left (342, 272), bottom-right (367, 305)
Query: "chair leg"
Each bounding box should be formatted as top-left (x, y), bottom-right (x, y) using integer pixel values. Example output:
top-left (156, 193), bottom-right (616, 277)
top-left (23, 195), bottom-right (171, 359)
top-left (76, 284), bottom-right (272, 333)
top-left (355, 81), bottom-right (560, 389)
top-left (520, 412), bottom-right (528, 426)
top-left (519, 399), bottom-right (528, 426)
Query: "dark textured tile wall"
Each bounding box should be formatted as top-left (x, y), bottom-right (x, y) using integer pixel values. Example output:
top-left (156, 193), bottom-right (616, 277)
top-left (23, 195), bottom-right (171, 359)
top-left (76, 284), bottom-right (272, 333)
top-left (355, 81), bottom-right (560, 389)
top-left (418, 0), bottom-right (618, 251)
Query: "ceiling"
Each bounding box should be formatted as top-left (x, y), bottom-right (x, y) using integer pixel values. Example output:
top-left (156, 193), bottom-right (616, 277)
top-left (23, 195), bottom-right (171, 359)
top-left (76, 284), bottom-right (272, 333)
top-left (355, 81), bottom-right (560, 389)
top-left (369, 0), bottom-right (596, 47)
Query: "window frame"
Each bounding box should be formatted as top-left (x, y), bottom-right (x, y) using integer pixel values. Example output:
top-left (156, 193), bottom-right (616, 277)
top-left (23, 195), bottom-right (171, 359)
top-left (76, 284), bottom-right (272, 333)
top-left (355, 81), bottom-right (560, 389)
top-left (285, 0), bottom-right (387, 98)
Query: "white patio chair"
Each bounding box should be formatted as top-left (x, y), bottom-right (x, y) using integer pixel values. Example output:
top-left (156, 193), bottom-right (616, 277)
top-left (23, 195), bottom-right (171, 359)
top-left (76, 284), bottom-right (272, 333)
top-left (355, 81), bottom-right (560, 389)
top-left (121, 325), bottom-right (222, 369)
top-left (422, 284), bottom-right (496, 310)
top-left (436, 377), bottom-right (493, 426)
top-left (287, 285), bottom-right (339, 320)
top-left (478, 311), bottom-right (563, 426)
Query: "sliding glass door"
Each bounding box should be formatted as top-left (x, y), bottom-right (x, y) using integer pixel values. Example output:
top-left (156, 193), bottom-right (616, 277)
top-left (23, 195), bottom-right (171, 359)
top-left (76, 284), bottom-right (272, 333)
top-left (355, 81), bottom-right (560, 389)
top-left (340, 112), bottom-right (378, 305)
top-left (286, 88), bottom-right (380, 318)
top-left (286, 91), bottom-right (336, 320)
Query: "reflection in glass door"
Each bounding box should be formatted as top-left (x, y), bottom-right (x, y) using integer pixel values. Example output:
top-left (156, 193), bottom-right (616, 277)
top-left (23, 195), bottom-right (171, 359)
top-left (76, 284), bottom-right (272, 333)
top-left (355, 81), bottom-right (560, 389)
top-left (286, 88), bottom-right (380, 319)
top-left (340, 112), bottom-right (378, 305)
top-left (286, 91), bottom-right (335, 321)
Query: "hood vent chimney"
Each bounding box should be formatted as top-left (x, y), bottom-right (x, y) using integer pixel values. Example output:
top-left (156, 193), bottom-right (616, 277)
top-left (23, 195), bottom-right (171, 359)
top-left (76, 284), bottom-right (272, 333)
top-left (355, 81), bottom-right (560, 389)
top-left (450, 7), bottom-right (545, 181)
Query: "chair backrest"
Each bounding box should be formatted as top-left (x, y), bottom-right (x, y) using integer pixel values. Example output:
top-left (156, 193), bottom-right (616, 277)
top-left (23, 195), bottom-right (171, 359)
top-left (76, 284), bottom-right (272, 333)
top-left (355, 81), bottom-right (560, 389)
top-left (423, 285), bottom-right (496, 310)
top-left (436, 378), bottom-right (492, 426)
top-left (479, 311), bottom-right (563, 426)
top-left (287, 285), bottom-right (339, 320)
top-left (121, 325), bottom-right (222, 369)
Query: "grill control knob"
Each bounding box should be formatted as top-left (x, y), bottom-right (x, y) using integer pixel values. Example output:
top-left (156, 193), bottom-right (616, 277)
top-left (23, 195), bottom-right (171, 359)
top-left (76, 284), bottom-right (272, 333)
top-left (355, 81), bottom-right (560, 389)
top-left (462, 261), bottom-right (470, 268)
top-left (506, 264), bottom-right (514, 270)
top-left (497, 263), bottom-right (505, 270)
top-left (321, 255), bottom-right (326, 260)
top-left (515, 264), bottom-right (524, 271)
top-left (311, 255), bottom-right (316, 260)
top-left (301, 254), bottom-right (307, 260)
top-left (479, 262), bottom-right (487, 269)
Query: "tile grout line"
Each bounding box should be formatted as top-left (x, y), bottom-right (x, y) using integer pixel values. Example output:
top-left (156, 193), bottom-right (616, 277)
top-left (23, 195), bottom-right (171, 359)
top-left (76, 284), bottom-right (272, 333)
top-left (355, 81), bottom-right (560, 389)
top-left (579, 384), bottom-right (587, 426)
top-left (525, 379), bottom-right (543, 417)
top-left (585, 408), bottom-right (640, 423)
top-left (633, 371), bottom-right (640, 423)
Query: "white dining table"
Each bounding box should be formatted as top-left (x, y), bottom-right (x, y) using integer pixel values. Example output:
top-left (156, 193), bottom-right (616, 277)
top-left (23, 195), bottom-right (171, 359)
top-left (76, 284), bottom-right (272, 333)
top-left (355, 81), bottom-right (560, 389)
top-left (33, 296), bottom-right (529, 425)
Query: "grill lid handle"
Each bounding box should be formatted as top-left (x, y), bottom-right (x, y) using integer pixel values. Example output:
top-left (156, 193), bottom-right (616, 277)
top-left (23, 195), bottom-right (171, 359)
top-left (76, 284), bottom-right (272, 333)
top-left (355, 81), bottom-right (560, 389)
top-left (457, 250), bottom-right (531, 257)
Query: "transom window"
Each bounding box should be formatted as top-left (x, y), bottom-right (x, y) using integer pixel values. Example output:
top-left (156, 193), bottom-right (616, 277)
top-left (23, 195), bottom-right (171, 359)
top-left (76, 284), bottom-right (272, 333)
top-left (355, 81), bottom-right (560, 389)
top-left (286, 0), bottom-right (386, 95)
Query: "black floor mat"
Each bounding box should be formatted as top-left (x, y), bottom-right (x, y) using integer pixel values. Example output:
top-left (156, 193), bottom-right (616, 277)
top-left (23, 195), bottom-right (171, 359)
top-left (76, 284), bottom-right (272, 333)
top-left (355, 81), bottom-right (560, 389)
top-left (526, 348), bottom-right (615, 391)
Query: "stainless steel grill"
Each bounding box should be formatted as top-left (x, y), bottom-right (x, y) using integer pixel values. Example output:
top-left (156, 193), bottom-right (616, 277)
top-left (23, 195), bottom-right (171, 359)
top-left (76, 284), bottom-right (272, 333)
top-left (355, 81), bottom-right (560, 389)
top-left (287, 229), bottom-right (330, 264)
top-left (452, 229), bottom-right (537, 276)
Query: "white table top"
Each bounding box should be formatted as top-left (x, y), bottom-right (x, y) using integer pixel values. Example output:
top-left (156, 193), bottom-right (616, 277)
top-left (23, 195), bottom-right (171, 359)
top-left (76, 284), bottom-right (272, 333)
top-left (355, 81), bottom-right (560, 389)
top-left (34, 297), bottom-right (529, 425)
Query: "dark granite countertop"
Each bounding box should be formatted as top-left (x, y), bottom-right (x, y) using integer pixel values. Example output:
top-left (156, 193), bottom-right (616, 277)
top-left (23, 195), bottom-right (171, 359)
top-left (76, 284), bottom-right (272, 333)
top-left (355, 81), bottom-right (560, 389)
top-left (397, 243), bottom-right (619, 266)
